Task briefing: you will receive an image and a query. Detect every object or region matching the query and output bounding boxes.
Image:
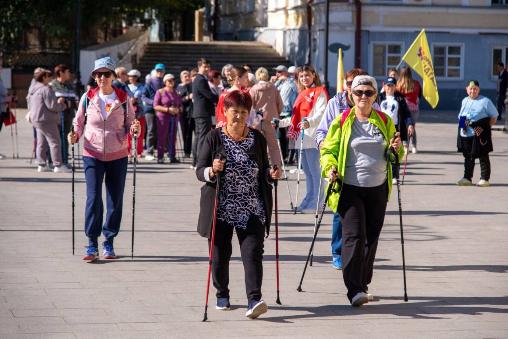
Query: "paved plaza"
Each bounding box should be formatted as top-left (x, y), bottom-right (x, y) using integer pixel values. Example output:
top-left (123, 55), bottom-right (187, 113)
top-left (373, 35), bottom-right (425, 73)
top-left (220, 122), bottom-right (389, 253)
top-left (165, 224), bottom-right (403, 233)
top-left (0, 110), bottom-right (507, 338)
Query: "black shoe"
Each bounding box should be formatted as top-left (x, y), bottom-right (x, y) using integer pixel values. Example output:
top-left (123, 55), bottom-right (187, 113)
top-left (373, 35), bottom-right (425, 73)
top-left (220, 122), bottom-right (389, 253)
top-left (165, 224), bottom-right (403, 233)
top-left (169, 158), bottom-right (180, 164)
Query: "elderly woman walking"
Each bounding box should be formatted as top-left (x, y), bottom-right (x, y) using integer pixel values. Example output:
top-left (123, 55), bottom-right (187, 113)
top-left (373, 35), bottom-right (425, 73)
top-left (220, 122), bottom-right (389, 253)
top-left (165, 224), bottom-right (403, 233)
top-left (27, 68), bottom-right (70, 173)
top-left (68, 57), bottom-right (140, 261)
top-left (196, 90), bottom-right (280, 319)
top-left (153, 73), bottom-right (182, 163)
top-left (249, 67), bottom-right (283, 168)
top-left (321, 75), bottom-right (403, 306)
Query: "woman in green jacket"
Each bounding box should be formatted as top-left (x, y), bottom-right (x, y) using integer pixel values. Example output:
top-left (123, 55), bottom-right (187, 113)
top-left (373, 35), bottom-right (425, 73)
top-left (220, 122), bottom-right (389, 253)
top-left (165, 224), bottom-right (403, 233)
top-left (320, 75), bottom-right (404, 307)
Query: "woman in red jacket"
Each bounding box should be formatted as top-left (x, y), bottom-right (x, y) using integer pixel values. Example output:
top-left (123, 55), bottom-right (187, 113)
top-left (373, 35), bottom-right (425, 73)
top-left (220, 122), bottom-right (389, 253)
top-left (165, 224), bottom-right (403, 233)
top-left (215, 66), bottom-right (250, 127)
top-left (397, 67), bottom-right (421, 154)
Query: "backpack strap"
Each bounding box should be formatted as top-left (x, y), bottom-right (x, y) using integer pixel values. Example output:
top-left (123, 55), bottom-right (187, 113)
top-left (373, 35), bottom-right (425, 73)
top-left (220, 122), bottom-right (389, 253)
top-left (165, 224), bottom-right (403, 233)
top-left (375, 109), bottom-right (388, 125)
top-left (82, 91), bottom-right (89, 126)
top-left (339, 108), bottom-right (352, 128)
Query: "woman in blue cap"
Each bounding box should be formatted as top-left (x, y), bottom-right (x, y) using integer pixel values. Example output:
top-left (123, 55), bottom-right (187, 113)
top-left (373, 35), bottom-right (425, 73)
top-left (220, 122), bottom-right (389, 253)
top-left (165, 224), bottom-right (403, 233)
top-left (68, 56), bottom-right (140, 262)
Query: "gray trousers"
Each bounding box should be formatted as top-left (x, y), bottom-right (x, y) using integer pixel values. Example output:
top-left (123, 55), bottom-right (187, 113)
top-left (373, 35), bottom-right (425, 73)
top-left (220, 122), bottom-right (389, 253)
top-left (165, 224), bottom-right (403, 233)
top-left (35, 122), bottom-right (62, 166)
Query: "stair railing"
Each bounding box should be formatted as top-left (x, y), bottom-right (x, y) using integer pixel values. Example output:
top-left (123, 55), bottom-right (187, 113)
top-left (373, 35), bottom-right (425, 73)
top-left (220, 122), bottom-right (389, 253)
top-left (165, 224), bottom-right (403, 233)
top-left (117, 29), bottom-right (150, 70)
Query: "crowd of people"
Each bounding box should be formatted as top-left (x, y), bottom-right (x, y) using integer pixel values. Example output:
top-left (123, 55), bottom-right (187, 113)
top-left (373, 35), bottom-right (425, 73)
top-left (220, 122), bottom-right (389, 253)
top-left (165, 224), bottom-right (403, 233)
top-left (0, 54), bottom-right (504, 319)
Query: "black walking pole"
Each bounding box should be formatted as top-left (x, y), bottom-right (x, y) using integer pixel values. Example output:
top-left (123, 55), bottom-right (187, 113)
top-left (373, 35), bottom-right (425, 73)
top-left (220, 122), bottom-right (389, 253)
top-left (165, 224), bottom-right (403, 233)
top-left (131, 133), bottom-right (138, 259)
top-left (273, 165), bottom-right (282, 305)
top-left (297, 180), bottom-right (336, 292)
top-left (392, 146), bottom-right (409, 302)
top-left (203, 154), bottom-right (225, 322)
top-left (71, 129), bottom-right (75, 255)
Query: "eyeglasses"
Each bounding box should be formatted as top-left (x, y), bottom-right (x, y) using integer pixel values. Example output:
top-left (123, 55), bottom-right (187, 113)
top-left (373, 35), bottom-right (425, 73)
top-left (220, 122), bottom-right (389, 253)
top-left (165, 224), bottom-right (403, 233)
top-left (94, 71), bottom-right (112, 78)
top-left (352, 89), bottom-right (376, 98)
top-left (346, 81), bottom-right (353, 87)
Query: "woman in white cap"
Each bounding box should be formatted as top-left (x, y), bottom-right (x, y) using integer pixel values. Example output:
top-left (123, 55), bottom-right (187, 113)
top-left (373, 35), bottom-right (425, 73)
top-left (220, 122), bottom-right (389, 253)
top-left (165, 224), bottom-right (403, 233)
top-left (127, 69), bottom-right (145, 160)
top-left (68, 56), bottom-right (140, 261)
top-left (153, 73), bottom-right (182, 163)
top-left (320, 75), bottom-right (403, 306)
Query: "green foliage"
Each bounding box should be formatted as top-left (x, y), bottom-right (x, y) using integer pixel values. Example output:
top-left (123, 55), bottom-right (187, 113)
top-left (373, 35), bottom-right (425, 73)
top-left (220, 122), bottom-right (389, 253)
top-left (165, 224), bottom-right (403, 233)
top-left (0, 0), bottom-right (205, 53)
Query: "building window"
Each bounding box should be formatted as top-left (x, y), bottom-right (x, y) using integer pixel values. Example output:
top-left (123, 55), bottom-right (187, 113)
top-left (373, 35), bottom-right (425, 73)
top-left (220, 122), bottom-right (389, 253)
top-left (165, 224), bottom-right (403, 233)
top-left (372, 43), bottom-right (403, 77)
top-left (492, 47), bottom-right (508, 77)
top-left (433, 44), bottom-right (463, 80)
top-left (492, 0), bottom-right (508, 5)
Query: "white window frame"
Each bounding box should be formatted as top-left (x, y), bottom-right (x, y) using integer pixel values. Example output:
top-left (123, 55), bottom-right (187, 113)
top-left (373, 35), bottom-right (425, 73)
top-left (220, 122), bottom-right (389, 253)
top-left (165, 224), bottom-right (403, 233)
top-left (491, 46), bottom-right (508, 80)
top-left (369, 41), bottom-right (405, 78)
top-left (431, 43), bottom-right (464, 81)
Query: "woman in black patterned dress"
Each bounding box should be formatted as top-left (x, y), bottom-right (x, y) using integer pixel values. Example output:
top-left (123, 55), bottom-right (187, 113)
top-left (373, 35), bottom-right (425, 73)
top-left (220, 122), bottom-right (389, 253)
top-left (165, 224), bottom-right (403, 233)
top-left (196, 90), bottom-right (281, 319)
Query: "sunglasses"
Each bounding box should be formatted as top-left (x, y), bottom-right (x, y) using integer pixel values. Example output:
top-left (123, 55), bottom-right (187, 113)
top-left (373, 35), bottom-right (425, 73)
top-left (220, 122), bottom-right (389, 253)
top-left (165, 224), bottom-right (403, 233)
top-left (94, 71), bottom-right (113, 78)
top-left (352, 89), bottom-right (376, 98)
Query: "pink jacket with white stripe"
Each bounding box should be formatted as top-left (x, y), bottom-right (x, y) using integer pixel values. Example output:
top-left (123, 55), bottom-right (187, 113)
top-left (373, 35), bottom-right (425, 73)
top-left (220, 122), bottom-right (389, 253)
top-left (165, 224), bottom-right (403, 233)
top-left (73, 87), bottom-right (135, 162)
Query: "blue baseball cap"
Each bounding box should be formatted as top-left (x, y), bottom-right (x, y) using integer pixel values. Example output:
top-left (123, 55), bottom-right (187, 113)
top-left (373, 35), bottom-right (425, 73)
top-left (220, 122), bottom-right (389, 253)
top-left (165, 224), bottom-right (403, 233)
top-left (385, 77), bottom-right (397, 86)
top-left (92, 57), bottom-right (115, 74)
top-left (154, 63), bottom-right (166, 71)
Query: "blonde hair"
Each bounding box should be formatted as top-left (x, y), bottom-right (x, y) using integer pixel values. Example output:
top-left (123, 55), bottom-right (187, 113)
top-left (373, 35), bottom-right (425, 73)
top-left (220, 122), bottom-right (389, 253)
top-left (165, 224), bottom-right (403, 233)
top-left (255, 67), bottom-right (269, 81)
top-left (396, 67), bottom-right (414, 94)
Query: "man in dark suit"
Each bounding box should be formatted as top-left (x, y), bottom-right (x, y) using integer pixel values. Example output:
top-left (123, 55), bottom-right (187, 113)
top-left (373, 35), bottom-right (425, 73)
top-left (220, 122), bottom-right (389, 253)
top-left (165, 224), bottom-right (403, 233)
top-left (192, 58), bottom-right (218, 168)
top-left (497, 62), bottom-right (507, 121)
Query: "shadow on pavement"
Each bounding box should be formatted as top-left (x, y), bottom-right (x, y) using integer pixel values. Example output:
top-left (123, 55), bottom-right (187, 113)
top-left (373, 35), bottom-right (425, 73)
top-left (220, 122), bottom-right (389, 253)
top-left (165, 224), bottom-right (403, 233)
top-left (385, 210), bottom-right (508, 216)
top-left (260, 295), bottom-right (508, 323)
top-left (374, 264), bottom-right (508, 273)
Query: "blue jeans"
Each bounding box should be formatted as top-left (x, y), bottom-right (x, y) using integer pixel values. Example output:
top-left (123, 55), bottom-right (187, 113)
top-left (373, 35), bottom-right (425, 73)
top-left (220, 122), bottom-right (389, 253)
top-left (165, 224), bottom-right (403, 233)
top-left (84, 156), bottom-right (128, 247)
top-left (331, 212), bottom-right (342, 257)
top-left (300, 148), bottom-right (323, 210)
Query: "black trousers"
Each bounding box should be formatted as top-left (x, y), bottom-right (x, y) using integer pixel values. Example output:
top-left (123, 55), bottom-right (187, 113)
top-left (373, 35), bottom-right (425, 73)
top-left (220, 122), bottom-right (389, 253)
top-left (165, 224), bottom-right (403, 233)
top-left (497, 95), bottom-right (505, 118)
top-left (144, 112), bottom-right (157, 155)
top-left (338, 182), bottom-right (388, 301)
top-left (192, 117), bottom-right (212, 166)
top-left (180, 116), bottom-right (194, 156)
top-left (461, 137), bottom-right (491, 181)
top-left (277, 127), bottom-right (288, 161)
top-left (210, 217), bottom-right (265, 303)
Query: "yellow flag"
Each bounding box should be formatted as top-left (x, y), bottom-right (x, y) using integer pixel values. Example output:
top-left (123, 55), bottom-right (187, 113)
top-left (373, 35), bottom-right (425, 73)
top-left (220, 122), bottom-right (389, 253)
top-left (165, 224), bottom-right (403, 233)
top-left (337, 48), bottom-right (345, 94)
top-left (401, 29), bottom-right (439, 108)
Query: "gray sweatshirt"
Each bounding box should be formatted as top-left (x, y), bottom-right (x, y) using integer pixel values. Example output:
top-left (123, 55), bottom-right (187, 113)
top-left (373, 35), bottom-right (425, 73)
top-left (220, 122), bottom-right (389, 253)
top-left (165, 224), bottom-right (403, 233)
top-left (27, 82), bottom-right (66, 125)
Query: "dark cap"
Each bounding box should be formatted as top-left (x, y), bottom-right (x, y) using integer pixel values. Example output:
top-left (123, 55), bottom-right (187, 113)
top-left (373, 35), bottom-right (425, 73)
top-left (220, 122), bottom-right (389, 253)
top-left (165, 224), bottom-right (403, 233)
top-left (385, 77), bottom-right (397, 86)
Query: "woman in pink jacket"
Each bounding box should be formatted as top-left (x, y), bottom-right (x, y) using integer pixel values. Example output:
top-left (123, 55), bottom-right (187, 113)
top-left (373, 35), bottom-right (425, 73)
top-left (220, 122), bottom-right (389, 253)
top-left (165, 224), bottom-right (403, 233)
top-left (68, 57), bottom-right (140, 262)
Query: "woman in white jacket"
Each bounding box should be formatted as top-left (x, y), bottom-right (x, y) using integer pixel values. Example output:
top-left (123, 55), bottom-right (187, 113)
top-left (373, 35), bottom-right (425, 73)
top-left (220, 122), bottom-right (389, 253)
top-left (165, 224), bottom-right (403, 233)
top-left (277, 65), bottom-right (329, 212)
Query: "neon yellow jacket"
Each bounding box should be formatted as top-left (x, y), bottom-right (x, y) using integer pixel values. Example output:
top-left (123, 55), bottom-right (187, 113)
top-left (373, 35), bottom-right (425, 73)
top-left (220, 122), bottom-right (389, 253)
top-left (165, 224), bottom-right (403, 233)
top-left (320, 107), bottom-right (404, 212)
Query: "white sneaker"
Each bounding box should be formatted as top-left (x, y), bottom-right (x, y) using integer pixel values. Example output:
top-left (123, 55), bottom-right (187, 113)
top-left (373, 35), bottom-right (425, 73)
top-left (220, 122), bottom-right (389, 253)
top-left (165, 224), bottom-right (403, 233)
top-left (245, 300), bottom-right (267, 319)
top-left (392, 178), bottom-right (398, 185)
top-left (37, 165), bottom-right (52, 172)
top-left (145, 154), bottom-right (155, 161)
top-left (351, 292), bottom-right (369, 307)
top-left (53, 166), bottom-right (72, 173)
top-left (456, 178), bottom-right (473, 186)
top-left (476, 179), bottom-right (490, 187)
top-left (367, 293), bottom-right (375, 301)
top-left (289, 169), bottom-right (304, 175)
top-left (411, 146), bottom-right (417, 154)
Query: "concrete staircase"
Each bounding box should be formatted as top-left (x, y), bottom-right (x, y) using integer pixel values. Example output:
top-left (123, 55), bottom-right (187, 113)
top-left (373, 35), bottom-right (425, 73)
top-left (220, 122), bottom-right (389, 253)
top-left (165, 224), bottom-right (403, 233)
top-left (135, 41), bottom-right (290, 78)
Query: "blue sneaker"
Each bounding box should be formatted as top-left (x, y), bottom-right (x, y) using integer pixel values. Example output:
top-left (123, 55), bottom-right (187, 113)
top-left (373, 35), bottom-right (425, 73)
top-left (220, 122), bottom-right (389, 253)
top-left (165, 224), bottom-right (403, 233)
top-left (245, 299), bottom-right (267, 319)
top-left (83, 246), bottom-right (98, 262)
top-left (102, 242), bottom-right (117, 259)
top-left (332, 256), bottom-right (342, 270)
top-left (215, 297), bottom-right (231, 310)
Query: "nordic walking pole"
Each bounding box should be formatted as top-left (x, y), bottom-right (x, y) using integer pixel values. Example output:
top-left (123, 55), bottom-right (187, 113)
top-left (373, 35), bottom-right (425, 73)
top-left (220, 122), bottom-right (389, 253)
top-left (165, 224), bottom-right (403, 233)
top-left (294, 120), bottom-right (306, 214)
top-left (401, 136), bottom-right (411, 185)
top-left (9, 111), bottom-right (15, 159)
top-left (271, 119), bottom-right (294, 210)
top-left (310, 176), bottom-right (323, 267)
top-left (12, 99), bottom-right (19, 158)
top-left (391, 145), bottom-right (409, 302)
top-left (203, 154), bottom-right (225, 322)
top-left (273, 165), bottom-right (282, 305)
top-left (71, 129), bottom-right (75, 255)
top-left (131, 132), bottom-right (138, 259)
top-left (297, 180), bottom-right (336, 292)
